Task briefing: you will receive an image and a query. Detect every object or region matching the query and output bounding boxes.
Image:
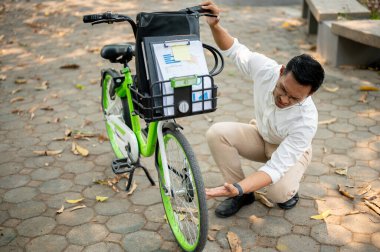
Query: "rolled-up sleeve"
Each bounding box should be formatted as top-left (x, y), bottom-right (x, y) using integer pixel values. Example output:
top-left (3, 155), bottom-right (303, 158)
top-left (259, 123), bottom-right (316, 184)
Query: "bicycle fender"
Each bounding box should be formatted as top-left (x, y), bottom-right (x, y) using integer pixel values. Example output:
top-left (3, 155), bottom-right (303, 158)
top-left (101, 68), bottom-right (125, 89)
top-left (162, 121), bottom-right (183, 131)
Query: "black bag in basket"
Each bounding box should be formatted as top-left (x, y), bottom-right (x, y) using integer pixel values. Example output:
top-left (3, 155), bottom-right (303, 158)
top-left (135, 11), bottom-right (201, 95)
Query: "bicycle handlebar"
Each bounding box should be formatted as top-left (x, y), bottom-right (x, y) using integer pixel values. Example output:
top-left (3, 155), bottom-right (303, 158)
top-left (82, 5), bottom-right (215, 24)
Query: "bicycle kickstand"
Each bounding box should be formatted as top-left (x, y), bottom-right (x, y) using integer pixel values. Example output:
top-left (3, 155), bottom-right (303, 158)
top-left (111, 158), bottom-right (156, 191)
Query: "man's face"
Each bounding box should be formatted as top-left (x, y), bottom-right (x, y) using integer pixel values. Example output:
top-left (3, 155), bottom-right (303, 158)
top-left (273, 71), bottom-right (312, 109)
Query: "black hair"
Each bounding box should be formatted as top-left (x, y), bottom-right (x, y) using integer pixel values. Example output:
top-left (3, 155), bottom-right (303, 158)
top-left (284, 54), bottom-right (325, 94)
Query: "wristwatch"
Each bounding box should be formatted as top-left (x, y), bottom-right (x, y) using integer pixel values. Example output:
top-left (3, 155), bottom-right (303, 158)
top-left (233, 183), bottom-right (244, 197)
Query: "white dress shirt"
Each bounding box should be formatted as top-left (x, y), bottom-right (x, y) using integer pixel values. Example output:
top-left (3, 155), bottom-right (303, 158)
top-left (221, 38), bottom-right (318, 184)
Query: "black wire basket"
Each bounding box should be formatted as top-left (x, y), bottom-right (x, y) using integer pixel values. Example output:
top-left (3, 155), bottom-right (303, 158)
top-left (130, 74), bottom-right (217, 122)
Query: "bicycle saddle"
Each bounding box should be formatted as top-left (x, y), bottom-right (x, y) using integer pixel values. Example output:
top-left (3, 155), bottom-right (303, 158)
top-left (101, 43), bottom-right (135, 64)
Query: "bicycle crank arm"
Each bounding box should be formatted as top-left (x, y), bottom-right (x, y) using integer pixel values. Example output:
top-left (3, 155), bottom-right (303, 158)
top-left (106, 115), bottom-right (139, 163)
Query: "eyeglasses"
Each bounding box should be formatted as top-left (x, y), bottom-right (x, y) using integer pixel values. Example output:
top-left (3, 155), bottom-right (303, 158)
top-left (274, 83), bottom-right (304, 106)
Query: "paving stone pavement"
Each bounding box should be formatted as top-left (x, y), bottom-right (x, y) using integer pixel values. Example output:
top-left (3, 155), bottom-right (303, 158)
top-left (0, 0), bottom-right (379, 251)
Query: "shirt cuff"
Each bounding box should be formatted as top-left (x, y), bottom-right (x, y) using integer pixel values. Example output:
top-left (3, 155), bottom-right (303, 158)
top-left (259, 165), bottom-right (282, 184)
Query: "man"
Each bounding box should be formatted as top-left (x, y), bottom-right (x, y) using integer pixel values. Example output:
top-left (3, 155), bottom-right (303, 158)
top-left (201, 1), bottom-right (325, 217)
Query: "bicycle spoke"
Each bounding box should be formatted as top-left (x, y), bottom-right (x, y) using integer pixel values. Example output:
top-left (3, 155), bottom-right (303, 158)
top-left (166, 138), bottom-right (199, 245)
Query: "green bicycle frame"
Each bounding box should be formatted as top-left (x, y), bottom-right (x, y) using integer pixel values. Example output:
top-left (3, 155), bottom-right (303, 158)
top-left (118, 67), bottom-right (158, 157)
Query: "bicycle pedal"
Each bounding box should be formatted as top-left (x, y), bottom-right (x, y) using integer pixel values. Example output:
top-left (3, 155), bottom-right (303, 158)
top-left (111, 158), bottom-right (134, 174)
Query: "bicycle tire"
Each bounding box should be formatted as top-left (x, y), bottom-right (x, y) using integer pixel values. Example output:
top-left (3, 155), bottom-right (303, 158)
top-left (156, 129), bottom-right (208, 252)
top-left (101, 72), bottom-right (132, 158)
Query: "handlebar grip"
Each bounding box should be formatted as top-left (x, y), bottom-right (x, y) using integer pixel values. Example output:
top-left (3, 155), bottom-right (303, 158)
top-left (83, 14), bottom-right (103, 23)
top-left (185, 5), bottom-right (212, 14)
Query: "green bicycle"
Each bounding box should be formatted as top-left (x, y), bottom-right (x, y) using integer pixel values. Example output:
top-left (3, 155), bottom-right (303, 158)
top-left (83, 6), bottom-right (223, 251)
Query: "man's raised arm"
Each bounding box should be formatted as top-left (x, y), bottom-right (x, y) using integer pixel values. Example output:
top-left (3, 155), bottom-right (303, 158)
top-left (201, 1), bottom-right (234, 51)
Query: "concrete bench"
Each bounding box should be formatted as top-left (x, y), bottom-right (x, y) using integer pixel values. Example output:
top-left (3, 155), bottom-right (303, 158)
top-left (317, 20), bottom-right (380, 66)
top-left (302, 0), bottom-right (370, 34)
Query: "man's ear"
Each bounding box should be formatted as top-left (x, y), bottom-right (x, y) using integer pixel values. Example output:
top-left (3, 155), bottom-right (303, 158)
top-left (280, 65), bottom-right (285, 76)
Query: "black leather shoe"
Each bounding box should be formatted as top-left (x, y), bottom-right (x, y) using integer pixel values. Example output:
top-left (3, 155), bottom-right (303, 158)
top-left (277, 193), bottom-right (299, 210)
top-left (215, 193), bottom-right (255, 218)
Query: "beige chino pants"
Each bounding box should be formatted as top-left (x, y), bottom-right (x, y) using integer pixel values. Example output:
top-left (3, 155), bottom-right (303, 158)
top-left (206, 121), bottom-right (312, 203)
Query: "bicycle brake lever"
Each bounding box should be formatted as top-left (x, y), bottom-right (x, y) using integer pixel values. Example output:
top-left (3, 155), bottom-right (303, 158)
top-left (91, 19), bottom-right (115, 25)
top-left (202, 13), bottom-right (218, 17)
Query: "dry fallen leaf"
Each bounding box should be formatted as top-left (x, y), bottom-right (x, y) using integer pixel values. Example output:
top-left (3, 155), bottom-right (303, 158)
top-left (207, 234), bottom-right (215, 241)
top-left (53, 136), bottom-right (70, 141)
top-left (81, 119), bottom-right (93, 128)
top-left (254, 192), bottom-right (274, 208)
top-left (357, 184), bottom-right (372, 196)
top-left (60, 64), bottom-right (80, 69)
top-left (33, 149), bottom-right (63, 156)
top-left (364, 200), bottom-right (380, 216)
top-left (310, 209), bottom-right (331, 220)
top-left (112, 185), bottom-right (120, 192)
top-left (34, 81), bottom-right (49, 91)
top-left (11, 88), bottom-right (21, 94)
top-left (94, 179), bottom-right (109, 185)
top-left (210, 224), bottom-right (224, 231)
top-left (338, 184), bottom-right (354, 200)
top-left (0, 74), bottom-right (6, 81)
top-left (335, 168), bottom-right (348, 176)
top-left (359, 85), bottom-right (379, 91)
top-left (28, 104), bottom-right (39, 120)
top-left (67, 204), bottom-right (86, 212)
top-left (248, 215), bottom-right (259, 223)
top-left (11, 109), bottom-right (23, 115)
top-left (191, 216), bottom-right (199, 225)
top-left (371, 198), bottom-right (380, 209)
top-left (345, 210), bottom-right (366, 216)
top-left (177, 213), bottom-right (186, 222)
top-left (65, 129), bottom-right (72, 137)
top-left (176, 207), bottom-right (198, 215)
top-left (318, 118), bottom-right (337, 125)
top-left (40, 105), bottom-right (54, 111)
top-left (71, 142), bottom-right (89, 157)
top-left (98, 134), bottom-right (109, 143)
top-left (358, 92), bottom-right (368, 103)
top-left (276, 244), bottom-right (288, 251)
top-left (10, 96), bottom-right (24, 103)
top-left (52, 117), bottom-right (60, 123)
top-left (226, 231), bottom-right (242, 252)
top-left (363, 194), bottom-right (378, 201)
top-left (323, 86), bottom-right (339, 92)
top-left (127, 182), bottom-right (137, 195)
top-left (56, 205), bottom-right (64, 214)
top-left (66, 198), bottom-right (84, 204)
top-left (96, 196), bottom-right (108, 202)
top-left (15, 78), bottom-right (27, 84)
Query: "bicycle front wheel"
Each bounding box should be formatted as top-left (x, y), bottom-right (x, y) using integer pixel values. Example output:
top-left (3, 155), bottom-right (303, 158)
top-left (156, 129), bottom-right (208, 252)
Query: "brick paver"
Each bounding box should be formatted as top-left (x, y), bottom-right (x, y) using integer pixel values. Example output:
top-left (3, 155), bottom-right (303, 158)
top-left (0, 0), bottom-right (379, 251)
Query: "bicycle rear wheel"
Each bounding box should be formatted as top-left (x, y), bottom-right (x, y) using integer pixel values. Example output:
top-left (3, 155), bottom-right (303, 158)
top-left (156, 129), bottom-right (208, 252)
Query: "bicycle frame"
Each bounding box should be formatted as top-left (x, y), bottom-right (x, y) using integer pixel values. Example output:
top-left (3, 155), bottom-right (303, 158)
top-left (107, 66), bottom-right (173, 195)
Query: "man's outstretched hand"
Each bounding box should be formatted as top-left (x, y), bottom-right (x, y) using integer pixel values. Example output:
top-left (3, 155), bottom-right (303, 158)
top-left (205, 183), bottom-right (239, 199)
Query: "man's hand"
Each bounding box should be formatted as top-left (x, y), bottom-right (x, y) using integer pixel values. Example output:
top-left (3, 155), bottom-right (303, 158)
top-left (200, 1), bottom-right (221, 27)
top-left (205, 183), bottom-right (239, 199)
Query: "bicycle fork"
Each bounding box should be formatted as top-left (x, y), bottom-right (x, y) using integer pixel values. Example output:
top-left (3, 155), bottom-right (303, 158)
top-left (157, 121), bottom-right (172, 197)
